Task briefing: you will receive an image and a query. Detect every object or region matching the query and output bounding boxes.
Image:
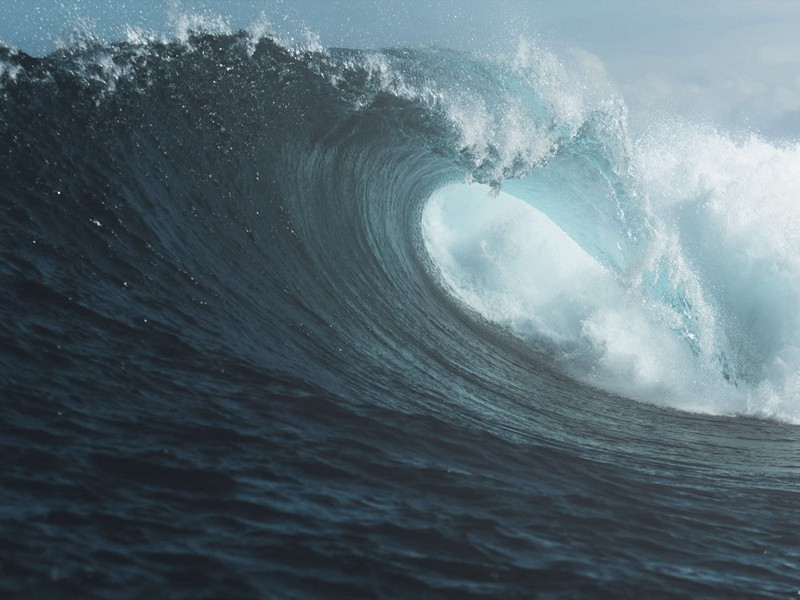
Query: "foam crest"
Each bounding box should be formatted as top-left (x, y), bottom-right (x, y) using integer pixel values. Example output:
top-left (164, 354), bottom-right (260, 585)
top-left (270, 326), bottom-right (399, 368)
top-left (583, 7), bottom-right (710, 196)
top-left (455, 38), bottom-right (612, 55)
top-left (413, 35), bottom-right (800, 424)
top-left (0, 59), bottom-right (22, 84)
top-left (634, 123), bottom-right (800, 418)
top-left (315, 39), bottom-right (617, 183)
top-left (423, 115), bottom-right (800, 423)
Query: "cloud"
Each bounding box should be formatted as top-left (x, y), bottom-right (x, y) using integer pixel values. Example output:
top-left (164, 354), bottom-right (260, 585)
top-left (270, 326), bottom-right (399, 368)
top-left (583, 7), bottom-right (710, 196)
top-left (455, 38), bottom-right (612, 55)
top-left (758, 44), bottom-right (800, 66)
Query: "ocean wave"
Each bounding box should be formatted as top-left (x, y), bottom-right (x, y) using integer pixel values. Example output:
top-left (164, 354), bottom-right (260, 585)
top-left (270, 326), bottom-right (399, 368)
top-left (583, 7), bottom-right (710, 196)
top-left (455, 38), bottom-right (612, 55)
top-left (4, 28), bottom-right (800, 423)
top-left (3, 25), bottom-right (800, 597)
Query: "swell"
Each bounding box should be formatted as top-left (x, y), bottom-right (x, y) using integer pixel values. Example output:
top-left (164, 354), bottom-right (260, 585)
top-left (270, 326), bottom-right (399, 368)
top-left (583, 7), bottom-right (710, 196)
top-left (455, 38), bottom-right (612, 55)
top-left (0, 30), bottom-right (686, 483)
top-left (0, 33), bottom-right (506, 425)
top-left (1, 30), bottom-right (797, 440)
top-left (2, 30), bottom-right (800, 598)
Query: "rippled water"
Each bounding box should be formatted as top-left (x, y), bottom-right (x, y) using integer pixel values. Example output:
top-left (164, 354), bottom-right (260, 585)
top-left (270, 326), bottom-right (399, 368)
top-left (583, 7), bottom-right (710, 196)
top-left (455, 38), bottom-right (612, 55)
top-left (1, 30), bottom-right (799, 598)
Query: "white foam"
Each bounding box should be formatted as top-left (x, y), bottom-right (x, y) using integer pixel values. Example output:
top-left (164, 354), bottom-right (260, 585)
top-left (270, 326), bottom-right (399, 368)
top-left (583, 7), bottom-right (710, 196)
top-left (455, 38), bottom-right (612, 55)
top-left (422, 177), bottom-right (800, 424)
top-left (634, 122), bottom-right (800, 421)
top-left (0, 60), bottom-right (22, 83)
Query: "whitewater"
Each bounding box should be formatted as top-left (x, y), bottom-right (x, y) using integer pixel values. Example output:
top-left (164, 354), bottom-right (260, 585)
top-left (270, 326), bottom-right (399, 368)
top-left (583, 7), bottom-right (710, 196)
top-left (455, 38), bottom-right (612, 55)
top-left (424, 130), bottom-right (800, 423)
top-left (1, 13), bottom-right (799, 599)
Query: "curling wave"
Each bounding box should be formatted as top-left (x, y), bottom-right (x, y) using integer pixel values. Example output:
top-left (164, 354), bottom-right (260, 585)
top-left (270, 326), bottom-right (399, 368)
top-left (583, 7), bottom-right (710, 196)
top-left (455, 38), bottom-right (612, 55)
top-left (2, 26), bottom-right (800, 597)
top-left (423, 129), bottom-right (800, 423)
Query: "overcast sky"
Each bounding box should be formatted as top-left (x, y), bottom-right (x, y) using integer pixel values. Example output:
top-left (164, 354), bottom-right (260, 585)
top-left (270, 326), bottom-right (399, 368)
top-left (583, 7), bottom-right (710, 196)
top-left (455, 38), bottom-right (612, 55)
top-left (2, 0), bottom-right (800, 139)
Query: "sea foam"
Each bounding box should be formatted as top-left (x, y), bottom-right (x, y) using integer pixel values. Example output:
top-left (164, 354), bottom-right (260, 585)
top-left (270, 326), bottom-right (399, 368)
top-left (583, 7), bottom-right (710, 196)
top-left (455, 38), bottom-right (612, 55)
top-left (423, 122), bottom-right (800, 423)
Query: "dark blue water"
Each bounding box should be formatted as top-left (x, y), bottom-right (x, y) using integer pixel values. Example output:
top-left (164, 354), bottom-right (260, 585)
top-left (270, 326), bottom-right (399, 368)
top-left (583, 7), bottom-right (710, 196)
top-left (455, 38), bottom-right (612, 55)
top-left (1, 32), bottom-right (799, 598)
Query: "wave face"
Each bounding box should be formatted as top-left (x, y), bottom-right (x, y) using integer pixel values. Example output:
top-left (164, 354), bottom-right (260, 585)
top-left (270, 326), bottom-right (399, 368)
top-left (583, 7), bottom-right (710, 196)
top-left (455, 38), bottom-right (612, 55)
top-left (2, 31), bottom-right (800, 598)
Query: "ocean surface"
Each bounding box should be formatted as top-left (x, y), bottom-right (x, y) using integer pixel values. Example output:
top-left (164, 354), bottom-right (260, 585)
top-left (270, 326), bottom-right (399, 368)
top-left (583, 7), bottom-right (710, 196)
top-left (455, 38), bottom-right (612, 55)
top-left (2, 24), bottom-right (800, 598)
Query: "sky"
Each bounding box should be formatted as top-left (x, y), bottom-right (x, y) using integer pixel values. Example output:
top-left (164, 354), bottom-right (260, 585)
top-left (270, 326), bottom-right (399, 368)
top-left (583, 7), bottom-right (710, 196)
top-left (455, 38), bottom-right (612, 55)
top-left (2, 0), bottom-right (800, 139)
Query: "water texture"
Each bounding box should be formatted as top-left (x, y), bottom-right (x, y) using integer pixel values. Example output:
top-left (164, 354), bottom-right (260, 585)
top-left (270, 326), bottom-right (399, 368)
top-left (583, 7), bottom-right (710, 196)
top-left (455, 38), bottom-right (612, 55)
top-left (1, 27), bottom-right (799, 598)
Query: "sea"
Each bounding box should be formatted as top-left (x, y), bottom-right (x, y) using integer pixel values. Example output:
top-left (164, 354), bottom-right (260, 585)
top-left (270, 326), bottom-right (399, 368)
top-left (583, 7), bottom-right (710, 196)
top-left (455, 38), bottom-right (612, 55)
top-left (1, 17), bottom-right (800, 599)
